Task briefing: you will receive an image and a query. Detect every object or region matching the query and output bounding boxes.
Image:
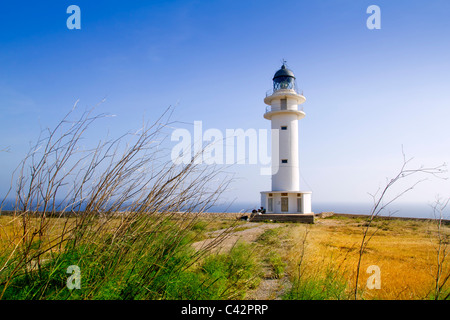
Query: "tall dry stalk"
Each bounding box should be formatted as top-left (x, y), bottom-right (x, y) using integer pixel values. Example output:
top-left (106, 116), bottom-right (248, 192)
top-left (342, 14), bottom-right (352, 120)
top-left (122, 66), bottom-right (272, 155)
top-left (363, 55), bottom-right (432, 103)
top-left (429, 197), bottom-right (450, 300)
top-left (353, 149), bottom-right (446, 299)
top-left (0, 102), bottom-right (234, 299)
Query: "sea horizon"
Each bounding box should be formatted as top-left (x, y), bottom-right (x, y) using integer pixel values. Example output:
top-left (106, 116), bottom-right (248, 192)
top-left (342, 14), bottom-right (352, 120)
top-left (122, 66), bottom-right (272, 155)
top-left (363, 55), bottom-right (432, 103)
top-left (1, 198), bottom-right (445, 220)
top-left (209, 201), bottom-right (445, 220)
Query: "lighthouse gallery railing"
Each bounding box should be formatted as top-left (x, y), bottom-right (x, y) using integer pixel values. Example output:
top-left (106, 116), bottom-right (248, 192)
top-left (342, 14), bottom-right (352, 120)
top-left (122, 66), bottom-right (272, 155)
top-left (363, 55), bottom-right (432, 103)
top-left (265, 105), bottom-right (304, 113)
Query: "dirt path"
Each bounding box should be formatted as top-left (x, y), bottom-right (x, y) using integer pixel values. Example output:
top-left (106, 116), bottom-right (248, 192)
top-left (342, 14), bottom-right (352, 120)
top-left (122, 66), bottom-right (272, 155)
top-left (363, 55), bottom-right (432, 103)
top-left (192, 221), bottom-right (291, 300)
top-left (192, 222), bottom-right (280, 253)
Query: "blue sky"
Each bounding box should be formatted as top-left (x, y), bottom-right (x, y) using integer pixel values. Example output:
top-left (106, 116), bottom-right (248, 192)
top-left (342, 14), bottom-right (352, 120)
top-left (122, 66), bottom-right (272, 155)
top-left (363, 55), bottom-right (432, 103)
top-left (1, 1), bottom-right (450, 215)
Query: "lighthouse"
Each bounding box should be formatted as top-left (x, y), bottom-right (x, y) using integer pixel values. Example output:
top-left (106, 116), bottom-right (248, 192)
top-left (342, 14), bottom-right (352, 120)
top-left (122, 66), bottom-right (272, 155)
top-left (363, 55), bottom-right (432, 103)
top-left (260, 63), bottom-right (312, 215)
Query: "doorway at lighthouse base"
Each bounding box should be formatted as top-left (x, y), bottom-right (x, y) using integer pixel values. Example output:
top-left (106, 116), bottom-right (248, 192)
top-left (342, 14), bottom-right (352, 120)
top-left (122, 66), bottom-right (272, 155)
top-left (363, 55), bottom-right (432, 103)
top-left (260, 191), bottom-right (312, 214)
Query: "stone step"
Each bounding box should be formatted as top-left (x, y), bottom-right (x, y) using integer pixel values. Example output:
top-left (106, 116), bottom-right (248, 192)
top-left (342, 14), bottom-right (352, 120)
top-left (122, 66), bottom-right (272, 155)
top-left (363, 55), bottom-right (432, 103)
top-left (249, 214), bottom-right (314, 224)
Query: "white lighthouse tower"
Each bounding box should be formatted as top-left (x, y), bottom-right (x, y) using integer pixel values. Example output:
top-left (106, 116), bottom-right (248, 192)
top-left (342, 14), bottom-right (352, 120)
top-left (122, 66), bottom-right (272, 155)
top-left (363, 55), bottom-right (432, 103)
top-left (260, 63), bottom-right (313, 216)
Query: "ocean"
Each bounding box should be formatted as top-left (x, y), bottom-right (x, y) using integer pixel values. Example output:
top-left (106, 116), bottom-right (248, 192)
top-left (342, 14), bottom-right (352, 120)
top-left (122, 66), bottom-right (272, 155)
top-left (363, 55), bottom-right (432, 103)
top-left (208, 201), bottom-right (444, 220)
top-left (1, 198), bottom-right (444, 220)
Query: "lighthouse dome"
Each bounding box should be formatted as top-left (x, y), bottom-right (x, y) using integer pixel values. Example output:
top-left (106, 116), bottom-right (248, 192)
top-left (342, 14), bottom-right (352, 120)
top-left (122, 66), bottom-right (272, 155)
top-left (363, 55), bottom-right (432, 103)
top-left (272, 63), bottom-right (296, 91)
top-left (273, 64), bottom-right (295, 80)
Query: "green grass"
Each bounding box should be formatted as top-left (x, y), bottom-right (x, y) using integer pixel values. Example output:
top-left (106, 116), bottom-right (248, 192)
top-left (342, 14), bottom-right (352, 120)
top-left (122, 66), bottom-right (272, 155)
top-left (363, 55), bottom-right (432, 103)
top-left (256, 227), bottom-right (283, 246)
top-left (283, 261), bottom-right (349, 300)
top-left (0, 214), bottom-right (262, 300)
top-left (3, 213), bottom-right (448, 300)
top-left (267, 252), bottom-right (286, 279)
top-left (197, 241), bottom-right (261, 299)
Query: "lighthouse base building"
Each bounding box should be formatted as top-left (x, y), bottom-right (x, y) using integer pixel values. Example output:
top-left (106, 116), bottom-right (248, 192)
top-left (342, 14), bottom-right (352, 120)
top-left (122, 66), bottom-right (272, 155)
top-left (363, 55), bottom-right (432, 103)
top-left (260, 191), bottom-right (312, 215)
top-left (259, 63), bottom-right (313, 217)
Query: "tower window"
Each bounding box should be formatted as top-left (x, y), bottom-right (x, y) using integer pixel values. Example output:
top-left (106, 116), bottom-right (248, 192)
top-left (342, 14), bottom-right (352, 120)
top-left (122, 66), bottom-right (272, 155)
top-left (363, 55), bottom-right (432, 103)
top-left (281, 159), bottom-right (288, 164)
top-left (281, 126), bottom-right (287, 130)
top-left (280, 99), bottom-right (287, 110)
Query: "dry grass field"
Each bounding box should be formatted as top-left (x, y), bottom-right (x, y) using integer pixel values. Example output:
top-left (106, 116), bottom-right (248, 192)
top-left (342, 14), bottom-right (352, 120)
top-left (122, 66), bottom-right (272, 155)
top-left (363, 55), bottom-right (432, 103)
top-left (0, 212), bottom-right (448, 300)
top-left (190, 213), bottom-right (450, 300)
top-left (259, 215), bottom-right (450, 300)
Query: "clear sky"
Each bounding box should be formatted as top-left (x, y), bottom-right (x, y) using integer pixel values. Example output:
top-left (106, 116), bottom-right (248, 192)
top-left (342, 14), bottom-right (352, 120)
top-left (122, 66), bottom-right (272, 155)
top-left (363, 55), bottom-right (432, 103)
top-left (1, 1), bottom-right (450, 215)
